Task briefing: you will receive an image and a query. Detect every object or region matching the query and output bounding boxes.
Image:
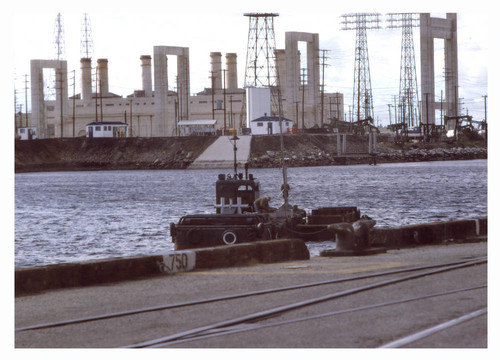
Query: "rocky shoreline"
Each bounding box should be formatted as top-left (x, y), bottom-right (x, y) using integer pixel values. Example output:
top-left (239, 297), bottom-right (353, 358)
top-left (248, 146), bottom-right (487, 168)
top-left (15, 135), bottom-right (487, 173)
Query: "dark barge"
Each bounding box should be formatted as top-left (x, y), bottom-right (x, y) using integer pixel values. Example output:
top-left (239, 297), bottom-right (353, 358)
top-left (170, 158), bottom-right (362, 250)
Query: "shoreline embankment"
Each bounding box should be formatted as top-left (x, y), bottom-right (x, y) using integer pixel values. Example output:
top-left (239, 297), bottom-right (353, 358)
top-left (15, 134), bottom-right (487, 173)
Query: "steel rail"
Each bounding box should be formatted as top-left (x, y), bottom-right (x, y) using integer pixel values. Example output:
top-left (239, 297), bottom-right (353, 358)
top-left (148, 284), bottom-right (487, 347)
top-left (379, 307), bottom-right (488, 348)
top-left (124, 257), bottom-right (486, 348)
top-left (16, 256), bottom-right (485, 333)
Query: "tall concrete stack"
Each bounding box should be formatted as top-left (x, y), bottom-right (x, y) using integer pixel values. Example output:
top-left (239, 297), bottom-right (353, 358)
top-left (80, 58), bottom-right (92, 101)
top-left (97, 58), bottom-right (109, 97)
top-left (210, 52), bottom-right (222, 90)
top-left (141, 55), bottom-right (152, 97)
top-left (225, 53), bottom-right (238, 90)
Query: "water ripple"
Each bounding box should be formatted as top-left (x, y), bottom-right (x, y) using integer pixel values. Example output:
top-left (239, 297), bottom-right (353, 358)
top-left (15, 160), bottom-right (487, 267)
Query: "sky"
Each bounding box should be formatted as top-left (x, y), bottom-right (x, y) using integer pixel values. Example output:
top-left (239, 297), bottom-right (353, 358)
top-left (7, 0), bottom-right (492, 127)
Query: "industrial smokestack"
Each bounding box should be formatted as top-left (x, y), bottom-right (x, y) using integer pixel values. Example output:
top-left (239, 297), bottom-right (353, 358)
top-left (225, 53), bottom-right (238, 90)
top-left (80, 58), bottom-right (92, 101)
top-left (210, 52), bottom-right (222, 90)
top-left (141, 55), bottom-right (152, 97)
top-left (97, 58), bottom-right (109, 97)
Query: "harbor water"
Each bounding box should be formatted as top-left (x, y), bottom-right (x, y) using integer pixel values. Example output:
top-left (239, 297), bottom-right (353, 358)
top-left (15, 160), bottom-right (487, 268)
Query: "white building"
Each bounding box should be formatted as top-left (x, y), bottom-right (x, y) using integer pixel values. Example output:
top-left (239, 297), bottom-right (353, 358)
top-left (86, 121), bottom-right (128, 138)
top-left (16, 127), bottom-right (37, 140)
top-left (177, 120), bottom-right (217, 136)
top-left (250, 115), bottom-right (293, 135)
top-left (246, 87), bottom-right (271, 127)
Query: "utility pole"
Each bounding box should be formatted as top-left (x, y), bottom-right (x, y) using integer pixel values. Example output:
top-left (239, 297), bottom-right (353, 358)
top-left (99, 76), bottom-right (103, 122)
top-left (483, 95), bottom-right (487, 139)
top-left (294, 101), bottom-right (299, 126)
top-left (24, 74), bottom-right (29, 127)
top-left (301, 68), bottom-right (306, 129)
top-left (59, 69), bottom-right (63, 138)
top-left (393, 95), bottom-right (398, 123)
top-left (440, 90), bottom-right (443, 128)
top-left (72, 70), bottom-right (76, 137)
top-left (483, 95), bottom-right (487, 123)
top-left (14, 89), bottom-right (18, 133)
top-left (130, 98), bottom-right (133, 136)
top-left (319, 49), bottom-right (329, 127)
top-left (329, 97), bottom-right (333, 121)
top-left (387, 104), bottom-right (392, 125)
top-left (424, 93), bottom-right (430, 139)
top-left (223, 69), bottom-right (227, 134)
top-left (336, 94), bottom-right (340, 121)
top-left (94, 67), bottom-right (98, 122)
top-left (229, 95), bottom-right (233, 129)
top-left (209, 71), bottom-right (216, 120)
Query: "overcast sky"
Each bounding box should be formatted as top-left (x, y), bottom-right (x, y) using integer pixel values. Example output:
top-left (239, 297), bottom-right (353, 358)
top-left (9, 0), bottom-right (491, 126)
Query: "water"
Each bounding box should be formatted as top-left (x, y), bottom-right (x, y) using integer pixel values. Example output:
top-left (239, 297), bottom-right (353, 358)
top-left (15, 160), bottom-right (487, 268)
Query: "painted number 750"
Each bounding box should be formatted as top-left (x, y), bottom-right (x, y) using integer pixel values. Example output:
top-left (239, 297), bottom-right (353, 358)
top-left (158, 251), bottom-right (195, 274)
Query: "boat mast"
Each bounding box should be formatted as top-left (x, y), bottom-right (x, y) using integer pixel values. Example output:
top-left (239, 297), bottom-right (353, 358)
top-left (231, 134), bottom-right (239, 178)
top-left (276, 80), bottom-right (289, 210)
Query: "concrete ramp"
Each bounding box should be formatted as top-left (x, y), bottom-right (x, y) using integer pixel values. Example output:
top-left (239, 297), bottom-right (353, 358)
top-left (189, 135), bottom-right (252, 169)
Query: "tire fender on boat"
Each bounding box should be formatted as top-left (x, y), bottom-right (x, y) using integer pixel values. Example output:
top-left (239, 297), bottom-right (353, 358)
top-left (222, 231), bottom-right (237, 245)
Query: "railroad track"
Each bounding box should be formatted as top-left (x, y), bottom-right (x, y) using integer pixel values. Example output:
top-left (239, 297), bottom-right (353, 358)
top-left (16, 256), bottom-right (487, 348)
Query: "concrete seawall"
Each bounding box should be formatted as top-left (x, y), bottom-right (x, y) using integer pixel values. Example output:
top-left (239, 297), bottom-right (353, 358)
top-left (371, 217), bottom-right (487, 248)
top-left (15, 238), bottom-right (309, 296)
top-left (15, 218), bottom-right (487, 296)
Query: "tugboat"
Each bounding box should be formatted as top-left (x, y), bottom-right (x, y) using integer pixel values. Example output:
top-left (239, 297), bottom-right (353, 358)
top-left (170, 134), bottom-right (363, 250)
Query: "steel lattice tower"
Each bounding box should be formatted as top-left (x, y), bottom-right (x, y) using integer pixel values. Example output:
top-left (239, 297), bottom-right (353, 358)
top-left (244, 13), bottom-right (280, 115)
top-left (387, 13), bottom-right (420, 128)
top-left (341, 13), bottom-right (381, 122)
top-left (53, 13), bottom-right (65, 60)
top-left (80, 13), bottom-right (94, 59)
top-left (46, 13), bottom-right (66, 100)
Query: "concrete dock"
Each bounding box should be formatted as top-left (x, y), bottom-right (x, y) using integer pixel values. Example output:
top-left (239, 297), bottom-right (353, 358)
top-left (15, 241), bottom-right (487, 348)
top-left (188, 135), bottom-right (252, 169)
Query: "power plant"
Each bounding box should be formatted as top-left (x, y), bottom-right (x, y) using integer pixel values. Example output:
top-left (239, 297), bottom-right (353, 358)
top-left (15, 12), bottom-right (481, 141)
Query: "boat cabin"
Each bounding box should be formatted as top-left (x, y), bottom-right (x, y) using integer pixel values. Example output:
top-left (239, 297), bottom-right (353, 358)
top-left (215, 173), bottom-right (260, 214)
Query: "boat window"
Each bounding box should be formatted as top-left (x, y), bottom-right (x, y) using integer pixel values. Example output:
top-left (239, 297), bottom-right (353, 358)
top-left (95, 126), bottom-right (101, 131)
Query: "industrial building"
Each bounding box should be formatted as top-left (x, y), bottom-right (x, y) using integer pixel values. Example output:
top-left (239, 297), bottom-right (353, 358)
top-left (25, 27), bottom-right (343, 139)
top-left (20, 13), bottom-right (466, 141)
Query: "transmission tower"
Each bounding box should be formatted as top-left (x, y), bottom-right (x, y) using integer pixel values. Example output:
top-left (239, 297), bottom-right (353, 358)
top-left (243, 13), bottom-right (280, 115)
top-left (53, 13), bottom-right (65, 60)
top-left (387, 13), bottom-right (420, 128)
top-left (80, 13), bottom-right (94, 60)
top-left (45, 13), bottom-right (66, 101)
top-left (341, 13), bottom-right (381, 123)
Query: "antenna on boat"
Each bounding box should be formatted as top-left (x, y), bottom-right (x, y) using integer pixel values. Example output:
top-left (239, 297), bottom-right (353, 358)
top-left (230, 133), bottom-right (239, 178)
